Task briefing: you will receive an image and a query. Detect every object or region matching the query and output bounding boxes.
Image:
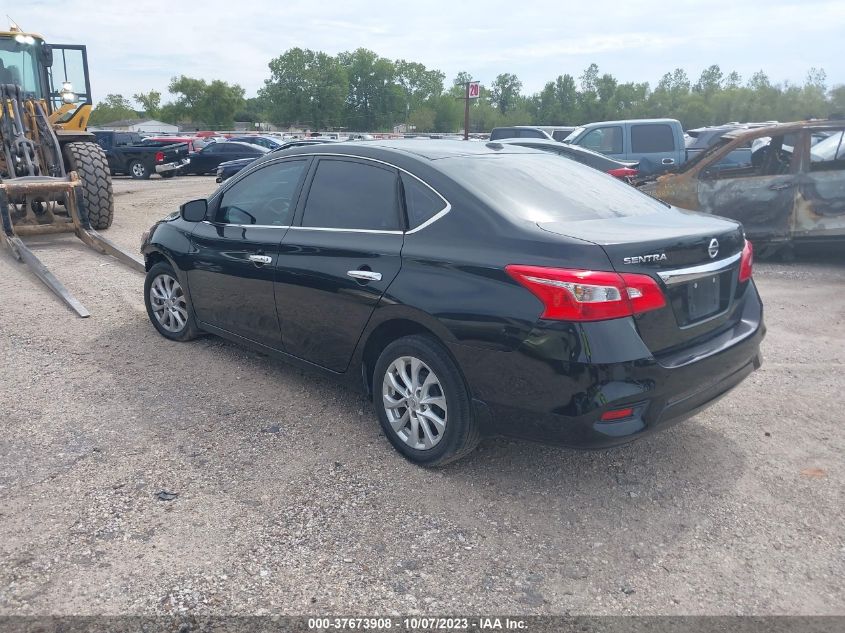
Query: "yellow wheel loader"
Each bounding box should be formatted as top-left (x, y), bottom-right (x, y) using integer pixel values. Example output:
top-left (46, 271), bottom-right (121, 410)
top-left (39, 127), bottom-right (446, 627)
top-left (0, 26), bottom-right (143, 317)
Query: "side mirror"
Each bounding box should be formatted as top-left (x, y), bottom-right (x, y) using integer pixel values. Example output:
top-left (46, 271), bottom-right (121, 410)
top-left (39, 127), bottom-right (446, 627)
top-left (180, 199), bottom-right (207, 222)
top-left (41, 43), bottom-right (53, 67)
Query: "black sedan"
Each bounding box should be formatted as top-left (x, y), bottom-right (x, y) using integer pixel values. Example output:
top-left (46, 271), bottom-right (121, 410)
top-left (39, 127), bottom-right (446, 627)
top-left (497, 137), bottom-right (639, 180)
top-left (182, 141), bottom-right (268, 175)
top-left (142, 141), bottom-right (763, 466)
top-left (215, 139), bottom-right (335, 183)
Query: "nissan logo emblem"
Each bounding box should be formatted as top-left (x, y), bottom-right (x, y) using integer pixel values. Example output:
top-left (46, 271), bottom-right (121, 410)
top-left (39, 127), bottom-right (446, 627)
top-left (708, 238), bottom-right (719, 259)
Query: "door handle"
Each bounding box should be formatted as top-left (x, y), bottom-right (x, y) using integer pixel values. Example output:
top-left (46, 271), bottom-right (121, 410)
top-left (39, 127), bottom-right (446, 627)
top-left (662, 158), bottom-right (675, 165)
top-left (248, 254), bottom-right (272, 265)
top-left (769, 183), bottom-right (793, 191)
top-left (347, 270), bottom-right (382, 282)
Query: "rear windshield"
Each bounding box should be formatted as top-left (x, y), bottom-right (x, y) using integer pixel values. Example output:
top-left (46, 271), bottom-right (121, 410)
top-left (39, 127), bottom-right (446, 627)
top-left (446, 153), bottom-right (668, 222)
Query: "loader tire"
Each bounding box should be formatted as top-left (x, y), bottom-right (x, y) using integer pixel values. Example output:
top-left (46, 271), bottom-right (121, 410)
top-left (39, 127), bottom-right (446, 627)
top-left (63, 142), bottom-right (114, 230)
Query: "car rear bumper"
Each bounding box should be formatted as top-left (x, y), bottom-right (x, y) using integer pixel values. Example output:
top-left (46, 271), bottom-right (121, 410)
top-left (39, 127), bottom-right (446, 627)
top-left (449, 283), bottom-right (765, 448)
top-left (156, 158), bottom-right (190, 174)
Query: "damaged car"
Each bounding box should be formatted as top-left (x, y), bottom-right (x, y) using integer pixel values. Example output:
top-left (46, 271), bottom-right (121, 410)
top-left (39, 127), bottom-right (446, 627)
top-left (642, 121), bottom-right (845, 256)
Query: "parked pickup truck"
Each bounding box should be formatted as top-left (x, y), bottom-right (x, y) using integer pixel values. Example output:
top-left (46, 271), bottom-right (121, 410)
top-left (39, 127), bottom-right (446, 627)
top-left (564, 118), bottom-right (763, 177)
top-left (563, 119), bottom-right (686, 176)
top-left (92, 131), bottom-right (190, 179)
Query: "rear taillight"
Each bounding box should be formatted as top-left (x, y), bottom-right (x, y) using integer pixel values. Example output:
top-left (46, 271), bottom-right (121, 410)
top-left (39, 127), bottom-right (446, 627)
top-left (155, 151), bottom-right (165, 162)
top-left (738, 240), bottom-right (753, 282)
top-left (607, 167), bottom-right (638, 180)
top-left (505, 265), bottom-right (666, 322)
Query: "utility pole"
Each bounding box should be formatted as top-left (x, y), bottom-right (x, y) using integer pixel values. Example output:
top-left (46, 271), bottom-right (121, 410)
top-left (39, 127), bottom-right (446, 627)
top-left (456, 80), bottom-right (479, 140)
top-left (463, 81), bottom-right (470, 141)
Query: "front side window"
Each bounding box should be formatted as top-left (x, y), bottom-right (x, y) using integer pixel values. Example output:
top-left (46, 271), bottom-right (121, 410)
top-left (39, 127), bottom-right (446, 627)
top-left (302, 159), bottom-right (400, 231)
top-left (217, 160), bottom-right (307, 226)
top-left (580, 126), bottom-right (623, 154)
top-left (401, 173), bottom-right (447, 229)
top-left (630, 124), bottom-right (675, 153)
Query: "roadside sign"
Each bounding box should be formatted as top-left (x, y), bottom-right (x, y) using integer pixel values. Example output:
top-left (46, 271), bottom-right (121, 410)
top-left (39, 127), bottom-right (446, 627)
top-left (468, 82), bottom-right (480, 99)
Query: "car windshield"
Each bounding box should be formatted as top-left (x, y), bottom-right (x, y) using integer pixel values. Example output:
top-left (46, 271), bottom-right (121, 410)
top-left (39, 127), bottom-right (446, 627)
top-left (562, 127), bottom-right (584, 143)
top-left (810, 131), bottom-right (845, 161)
top-left (0, 37), bottom-right (43, 98)
top-left (447, 153), bottom-right (669, 223)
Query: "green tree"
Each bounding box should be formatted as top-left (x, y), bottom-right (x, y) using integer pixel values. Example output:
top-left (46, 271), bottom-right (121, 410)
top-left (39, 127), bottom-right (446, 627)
top-left (260, 48), bottom-right (347, 129)
top-left (489, 73), bottom-right (523, 114)
top-left (133, 90), bottom-right (161, 119)
top-left (89, 94), bottom-right (138, 126)
top-left (338, 48), bottom-right (402, 130)
top-left (167, 76), bottom-right (245, 128)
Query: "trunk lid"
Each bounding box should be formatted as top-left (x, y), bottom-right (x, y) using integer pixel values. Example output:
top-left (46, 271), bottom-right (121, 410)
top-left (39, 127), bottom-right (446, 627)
top-left (538, 211), bottom-right (746, 355)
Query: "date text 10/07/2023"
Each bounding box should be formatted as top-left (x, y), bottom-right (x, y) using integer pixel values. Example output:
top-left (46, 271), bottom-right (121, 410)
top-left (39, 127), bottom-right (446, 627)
top-left (307, 617), bottom-right (528, 630)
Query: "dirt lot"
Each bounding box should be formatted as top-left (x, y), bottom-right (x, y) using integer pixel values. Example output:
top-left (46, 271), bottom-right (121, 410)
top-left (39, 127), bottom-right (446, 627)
top-left (0, 176), bottom-right (843, 616)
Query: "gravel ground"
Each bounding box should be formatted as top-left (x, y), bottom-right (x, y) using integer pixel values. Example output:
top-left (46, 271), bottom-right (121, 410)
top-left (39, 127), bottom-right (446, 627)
top-left (0, 176), bottom-right (843, 616)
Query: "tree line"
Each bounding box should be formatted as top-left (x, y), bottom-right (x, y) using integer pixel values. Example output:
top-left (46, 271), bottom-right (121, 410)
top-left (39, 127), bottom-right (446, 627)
top-left (89, 48), bottom-right (845, 132)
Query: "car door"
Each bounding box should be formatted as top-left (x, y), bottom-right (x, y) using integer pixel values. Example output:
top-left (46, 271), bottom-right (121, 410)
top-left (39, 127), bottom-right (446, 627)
top-left (186, 158), bottom-right (310, 348)
top-left (93, 133), bottom-right (120, 172)
top-left (795, 128), bottom-right (845, 239)
top-left (275, 156), bottom-right (404, 372)
top-left (628, 122), bottom-right (679, 168)
top-left (695, 133), bottom-right (800, 243)
top-left (576, 125), bottom-right (624, 160)
top-left (188, 144), bottom-right (217, 174)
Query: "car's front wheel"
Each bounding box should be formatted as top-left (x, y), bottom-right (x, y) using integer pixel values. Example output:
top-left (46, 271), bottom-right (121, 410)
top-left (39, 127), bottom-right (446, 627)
top-left (144, 262), bottom-right (199, 341)
top-left (374, 335), bottom-right (480, 466)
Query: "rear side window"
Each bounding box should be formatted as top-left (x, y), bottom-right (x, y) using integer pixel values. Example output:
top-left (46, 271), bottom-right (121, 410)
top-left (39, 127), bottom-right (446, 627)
top-left (551, 130), bottom-right (570, 141)
top-left (489, 128), bottom-right (515, 140)
top-left (218, 160), bottom-right (307, 226)
top-left (302, 159), bottom-right (400, 231)
top-left (518, 129), bottom-right (546, 139)
top-left (631, 124), bottom-right (675, 153)
top-left (401, 173), bottom-right (447, 229)
top-left (580, 126), bottom-right (623, 154)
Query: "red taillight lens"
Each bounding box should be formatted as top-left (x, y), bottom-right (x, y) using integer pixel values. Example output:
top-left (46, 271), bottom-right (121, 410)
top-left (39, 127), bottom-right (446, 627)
top-left (505, 265), bottom-right (666, 322)
top-left (155, 151), bottom-right (165, 162)
top-left (607, 167), bottom-right (639, 180)
top-left (738, 240), bottom-right (753, 282)
top-left (601, 407), bottom-right (635, 421)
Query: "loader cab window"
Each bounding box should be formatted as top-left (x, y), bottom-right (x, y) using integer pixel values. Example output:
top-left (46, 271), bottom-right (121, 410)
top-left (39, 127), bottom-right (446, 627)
top-left (0, 38), bottom-right (43, 99)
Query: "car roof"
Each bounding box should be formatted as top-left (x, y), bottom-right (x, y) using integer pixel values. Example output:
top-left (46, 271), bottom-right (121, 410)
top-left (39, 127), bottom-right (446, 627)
top-left (220, 141), bottom-right (269, 150)
top-left (277, 139), bottom-right (542, 162)
top-left (575, 118), bottom-right (678, 127)
top-left (720, 120), bottom-right (845, 141)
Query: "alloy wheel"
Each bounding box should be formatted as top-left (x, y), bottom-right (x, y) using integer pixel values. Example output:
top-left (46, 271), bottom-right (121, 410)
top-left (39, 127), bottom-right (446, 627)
top-left (149, 273), bottom-right (188, 333)
top-left (382, 356), bottom-right (448, 450)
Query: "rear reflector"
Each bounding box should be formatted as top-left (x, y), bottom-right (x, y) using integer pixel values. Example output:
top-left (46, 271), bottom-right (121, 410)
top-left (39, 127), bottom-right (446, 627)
top-left (505, 265), bottom-right (666, 322)
top-left (738, 240), bottom-right (753, 282)
top-left (601, 407), bottom-right (635, 421)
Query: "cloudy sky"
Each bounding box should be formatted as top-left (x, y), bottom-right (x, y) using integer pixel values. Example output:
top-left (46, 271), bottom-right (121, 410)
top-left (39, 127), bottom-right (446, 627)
top-left (19, 0), bottom-right (845, 107)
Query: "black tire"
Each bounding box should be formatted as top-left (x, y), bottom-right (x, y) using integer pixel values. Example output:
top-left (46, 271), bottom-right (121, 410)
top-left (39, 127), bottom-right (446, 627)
top-left (160, 171), bottom-right (175, 179)
top-left (63, 141), bottom-right (114, 230)
top-left (144, 262), bottom-right (199, 342)
top-left (128, 159), bottom-right (151, 180)
top-left (373, 334), bottom-right (480, 467)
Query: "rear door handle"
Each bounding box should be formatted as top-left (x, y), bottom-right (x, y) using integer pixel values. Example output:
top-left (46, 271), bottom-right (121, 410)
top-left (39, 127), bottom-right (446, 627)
top-left (769, 183), bottom-right (793, 191)
top-left (662, 158), bottom-right (676, 165)
top-left (248, 254), bottom-right (272, 265)
top-left (347, 270), bottom-right (382, 282)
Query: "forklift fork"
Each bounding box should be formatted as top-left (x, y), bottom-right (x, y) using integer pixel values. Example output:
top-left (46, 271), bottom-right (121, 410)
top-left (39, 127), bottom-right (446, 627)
top-left (0, 172), bottom-right (144, 317)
